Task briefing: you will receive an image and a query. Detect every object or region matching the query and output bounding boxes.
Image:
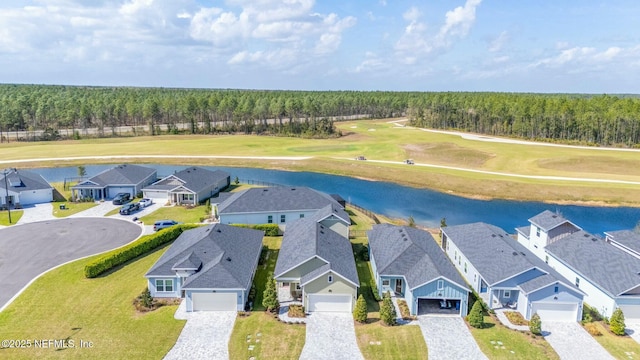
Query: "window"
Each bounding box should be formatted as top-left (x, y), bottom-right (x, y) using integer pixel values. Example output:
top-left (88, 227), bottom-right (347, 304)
top-left (382, 279), bottom-right (390, 286)
top-left (280, 214), bottom-right (286, 223)
top-left (156, 279), bottom-right (173, 292)
top-left (446, 241), bottom-right (449, 251)
top-left (464, 262), bottom-right (467, 273)
top-left (536, 226), bottom-right (541, 237)
top-left (474, 274), bottom-right (477, 283)
top-left (545, 255), bottom-right (549, 264)
top-left (504, 290), bottom-right (511, 298)
top-left (299, 214), bottom-right (304, 218)
top-left (554, 286), bottom-right (559, 293)
top-left (328, 275), bottom-right (333, 283)
top-left (575, 277), bottom-right (580, 287)
top-left (454, 251), bottom-right (457, 260)
top-left (437, 280), bottom-right (444, 290)
top-left (267, 215), bottom-right (273, 224)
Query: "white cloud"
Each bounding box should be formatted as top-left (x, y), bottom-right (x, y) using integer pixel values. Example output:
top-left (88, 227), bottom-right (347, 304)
top-left (436, 0), bottom-right (482, 44)
top-left (489, 31), bottom-right (508, 52)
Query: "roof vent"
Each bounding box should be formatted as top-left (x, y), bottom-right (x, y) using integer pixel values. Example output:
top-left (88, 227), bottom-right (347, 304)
top-left (583, 233), bottom-right (590, 238)
top-left (591, 237), bottom-right (598, 242)
top-left (226, 257), bottom-right (231, 262)
top-left (552, 215), bottom-right (557, 218)
top-left (216, 229), bottom-right (222, 233)
top-left (520, 252), bottom-right (526, 256)
top-left (320, 230), bottom-right (324, 234)
top-left (491, 234), bottom-right (496, 238)
top-left (291, 188), bottom-right (296, 191)
top-left (512, 251), bottom-right (518, 256)
top-left (205, 228), bottom-right (211, 232)
top-left (263, 189), bottom-right (268, 192)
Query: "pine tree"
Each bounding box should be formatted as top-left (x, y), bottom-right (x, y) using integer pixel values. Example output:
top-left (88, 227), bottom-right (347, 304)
top-left (380, 292), bottom-right (397, 326)
top-left (353, 294), bottom-right (368, 323)
top-left (262, 276), bottom-right (279, 312)
top-left (529, 313), bottom-right (542, 335)
top-left (468, 300), bottom-right (485, 328)
top-left (610, 308), bottom-right (626, 336)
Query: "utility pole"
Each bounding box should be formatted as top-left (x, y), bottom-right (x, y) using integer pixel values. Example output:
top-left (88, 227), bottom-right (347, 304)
top-left (2, 169), bottom-right (11, 224)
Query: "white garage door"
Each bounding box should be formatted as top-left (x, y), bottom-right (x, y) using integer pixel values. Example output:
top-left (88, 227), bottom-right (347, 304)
top-left (192, 292), bottom-right (237, 311)
top-left (531, 302), bottom-right (578, 322)
top-left (308, 294), bottom-right (352, 312)
top-left (618, 305), bottom-right (640, 320)
top-left (143, 190), bottom-right (169, 201)
top-left (19, 189), bottom-right (53, 205)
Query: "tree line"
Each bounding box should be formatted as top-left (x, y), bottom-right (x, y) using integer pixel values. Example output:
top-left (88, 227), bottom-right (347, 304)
top-left (0, 84), bottom-right (638, 147)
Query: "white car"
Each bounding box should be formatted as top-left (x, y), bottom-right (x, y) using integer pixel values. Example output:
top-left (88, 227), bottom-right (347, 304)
top-left (139, 198), bottom-right (153, 207)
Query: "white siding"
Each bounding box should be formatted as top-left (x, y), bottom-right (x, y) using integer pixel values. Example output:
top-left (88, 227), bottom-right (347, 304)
top-left (221, 210), bottom-right (318, 226)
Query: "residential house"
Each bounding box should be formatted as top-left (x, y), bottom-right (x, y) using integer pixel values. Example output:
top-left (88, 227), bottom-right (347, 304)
top-left (368, 224), bottom-right (470, 316)
top-left (274, 218), bottom-right (359, 312)
top-left (0, 168), bottom-right (53, 207)
top-left (145, 223), bottom-right (264, 311)
top-left (142, 167), bottom-right (230, 205)
top-left (72, 164), bottom-right (156, 200)
top-left (515, 210), bottom-right (581, 259)
top-left (442, 222), bottom-right (584, 322)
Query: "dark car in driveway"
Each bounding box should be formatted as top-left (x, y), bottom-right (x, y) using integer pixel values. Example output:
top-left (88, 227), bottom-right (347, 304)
top-left (119, 203), bottom-right (140, 215)
top-left (112, 193), bottom-right (131, 205)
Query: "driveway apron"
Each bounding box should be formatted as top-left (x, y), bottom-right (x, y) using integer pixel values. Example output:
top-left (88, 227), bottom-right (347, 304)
top-left (16, 203), bottom-right (55, 224)
top-left (543, 321), bottom-right (614, 360)
top-left (626, 321), bottom-right (640, 344)
top-left (164, 311), bottom-right (237, 360)
top-left (299, 312), bottom-right (364, 360)
top-left (418, 316), bottom-right (487, 360)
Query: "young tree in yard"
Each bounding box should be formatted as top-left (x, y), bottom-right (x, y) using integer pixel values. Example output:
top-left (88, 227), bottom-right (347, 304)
top-left (610, 308), bottom-right (626, 336)
top-left (380, 292), bottom-right (397, 326)
top-left (529, 313), bottom-right (542, 335)
top-left (77, 165), bottom-right (86, 178)
top-left (262, 276), bottom-right (279, 312)
top-left (468, 300), bottom-right (485, 328)
top-left (353, 294), bottom-right (368, 323)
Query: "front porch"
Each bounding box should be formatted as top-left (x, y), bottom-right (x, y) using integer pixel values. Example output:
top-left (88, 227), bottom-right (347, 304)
top-left (277, 281), bottom-right (302, 303)
top-left (72, 187), bottom-right (106, 201)
top-left (481, 288), bottom-right (519, 309)
top-left (170, 191), bottom-right (196, 205)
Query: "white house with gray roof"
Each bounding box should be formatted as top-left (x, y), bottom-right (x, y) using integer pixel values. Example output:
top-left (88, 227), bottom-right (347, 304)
top-left (0, 168), bottom-right (53, 207)
top-left (145, 223), bottom-right (264, 311)
top-left (368, 224), bottom-right (470, 316)
top-left (142, 167), bottom-right (230, 205)
top-left (515, 210), bottom-right (581, 259)
top-left (605, 230), bottom-right (640, 259)
top-left (217, 186), bottom-right (350, 230)
top-left (442, 222), bottom-right (584, 322)
top-left (72, 164), bottom-right (156, 201)
top-left (274, 218), bottom-right (359, 313)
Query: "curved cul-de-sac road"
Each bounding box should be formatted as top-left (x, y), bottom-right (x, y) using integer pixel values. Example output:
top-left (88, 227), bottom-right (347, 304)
top-left (0, 218), bottom-right (142, 310)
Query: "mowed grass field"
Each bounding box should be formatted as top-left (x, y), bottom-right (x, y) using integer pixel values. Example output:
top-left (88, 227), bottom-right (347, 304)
top-left (2, 119), bottom-right (640, 205)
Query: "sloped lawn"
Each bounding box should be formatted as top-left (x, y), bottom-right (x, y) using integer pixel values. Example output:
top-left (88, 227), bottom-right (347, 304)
top-left (587, 321), bottom-right (640, 359)
top-left (0, 210), bottom-right (23, 225)
top-left (0, 244), bottom-right (185, 359)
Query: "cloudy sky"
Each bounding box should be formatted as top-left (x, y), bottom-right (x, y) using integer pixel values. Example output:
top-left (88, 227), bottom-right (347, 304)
top-left (0, 0), bottom-right (638, 93)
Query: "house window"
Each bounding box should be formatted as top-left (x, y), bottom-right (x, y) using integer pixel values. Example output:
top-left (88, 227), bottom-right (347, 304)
top-left (437, 280), bottom-right (444, 290)
top-left (446, 242), bottom-right (449, 251)
top-left (280, 214), bottom-right (286, 223)
top-left (156, 279), bottom-right (173, 292)
top-left (575, 277), bottom-right (580, 287)
top-left (382, 279), bottom-right (390, 286)
top-left (474, 274), bottom-right (477, 283)
top-left (545, 255), bottom-right (549, 263)
top-left (296, 283), bottom-right (301, 290)
top-left (300, 214), bottom-right (304, 218)
top-left (328, 275), bottom-right (333, 283)
top-left (536, 226), bottom-right (541, 237)
top-left (267, 215), bottom-right (273, 224)
top-left (454, 251), bottom-right (457, 260)
top-left (504, 290), bottom-right (511, 298)
top-left (554, 286), bottom-right (559, 293)
top-left (464, 262), bottom-right (467, 273)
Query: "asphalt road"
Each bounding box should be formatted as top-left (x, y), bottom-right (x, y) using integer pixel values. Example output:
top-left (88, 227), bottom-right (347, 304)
top-left (0, 218), bottom-right (142, 310)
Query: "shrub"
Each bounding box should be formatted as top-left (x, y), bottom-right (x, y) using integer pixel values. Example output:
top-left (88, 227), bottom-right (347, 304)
top-left (288, 304), bottom-right (306, 318)
top-left (582, 303), bottom-right (603, 323)
top-left (529, 313), bottom-right (542, 335)
top-left (258, 245), bottom-right (269, 265)
top-left (140, 287), bottom-right (153, 308)
top-left (370, 280), bottom-right (382, 301)
top-left (231, 223), bottom-right (280, 236)
top-left (380, 292), bottom-right (397, 326)
top-left (84, 224), bottom-right (199, 278)
top-left (353, 294), bottom-right (368, 323)
top-left (584, 322), bottom-right (602, 336)
top-left (610, 308), bottom-right (626, 336)
top-left (397, 299), bottom-right (415, 320)
top-left (262, 276), bottom-right (279, 312)
top-left (468, 301), bottom-right (485, 328)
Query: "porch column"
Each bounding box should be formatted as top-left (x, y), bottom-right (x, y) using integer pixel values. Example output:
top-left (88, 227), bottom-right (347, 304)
top-left (488, 290), bottom-right (493, 309)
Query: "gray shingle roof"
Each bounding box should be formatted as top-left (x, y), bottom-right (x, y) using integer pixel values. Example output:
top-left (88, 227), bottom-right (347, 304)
top-left (74, 164), bottom-right (156, 188)
top-left (368, 224), bottom-right (468, 291)
top-left (605, 230), bottom-right (640, 255)
top-left (546, 230), bottom-right (640, 297)
top-left (274, 218), bottom-right (359, 286)
top-left (515, 226), bottom-right (530, 239)
top-left (145, 167), bottom-right (229, 194)
top-left (145, 224), bottom-right (264, 290)
top-left (307, 203), bottom-right (351, 225)
top-left (218, 186), bottom-right (341, 214)
top-left (529, 210), bottom-right (577, 232)
top-left (0, 168), bottom-right (52, 192)
top-left (443, 222), bottom-right (577, 294)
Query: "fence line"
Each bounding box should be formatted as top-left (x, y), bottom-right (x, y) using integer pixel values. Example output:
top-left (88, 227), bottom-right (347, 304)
top-left (347, 202), bottom-right (380, 224)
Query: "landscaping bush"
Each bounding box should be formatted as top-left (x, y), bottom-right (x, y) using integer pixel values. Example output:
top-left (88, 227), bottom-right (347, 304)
top-left (84, 224), bottom-right (199, 278)
top-left (468, 301), bottom-right (485, 328)
top-left (258, 245), bottom-right (269, 265)
top-left (584, 322), bottom-right (603, 336)
top-left (529, 313), bottom-right (542, 335)
top-left (397, 299), bottom-right (415, 320)
top-left (610, 308), bottom-right (626, 336)
top-left (582, 303), bottom-right (603, 323)
top-left (380, 292), bottom-right (397, 326)
top-left (232, 223), bottom-right (280, 236)
top-left (288, 304), bottom-right (306, 318)
top-left (262, 276), bottom-right (279, 312)
top-left (353, 294), bottom-right (368, 323)
top-left (370, 279), bottom-right (382, 301)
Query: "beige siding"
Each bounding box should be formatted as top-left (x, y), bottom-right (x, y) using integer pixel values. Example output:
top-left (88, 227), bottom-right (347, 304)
top-left (278, 257), bottom-right (326, 279)
top-left (303, 271), bottom-right (358, 308)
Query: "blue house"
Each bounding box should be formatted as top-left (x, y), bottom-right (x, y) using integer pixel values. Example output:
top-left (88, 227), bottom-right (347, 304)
top-left (145, 223), bottom-right (264, 311)
top-left (368, 224), bottom-right (470, 316)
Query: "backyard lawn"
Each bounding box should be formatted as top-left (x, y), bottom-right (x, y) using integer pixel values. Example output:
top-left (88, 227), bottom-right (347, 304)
top-left (0, 244), bottom-right (185, 359)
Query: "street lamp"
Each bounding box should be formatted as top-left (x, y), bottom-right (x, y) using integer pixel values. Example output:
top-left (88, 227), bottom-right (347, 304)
top-left (2, 168), bottom-right (11, 224)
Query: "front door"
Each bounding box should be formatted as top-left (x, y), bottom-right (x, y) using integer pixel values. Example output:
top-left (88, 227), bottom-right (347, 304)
top-left (395, 279), bottom-right (403, 294)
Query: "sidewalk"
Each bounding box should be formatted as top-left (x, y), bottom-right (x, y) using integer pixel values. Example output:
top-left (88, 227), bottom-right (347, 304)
top-left (494, 309), bottom-right (530, 331)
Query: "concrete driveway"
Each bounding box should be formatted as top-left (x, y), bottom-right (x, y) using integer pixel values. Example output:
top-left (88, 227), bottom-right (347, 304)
top-left (163, 309), bottom-right (236, 360)
top-left (418, 315), bottom-right (487, 360)
top-left (0, 218), bottom-right (142, 311)
top-left (16, 203), bottom-right (55, 224)
top-left (543, 322), bottom-right (614, 360)
top-left (299, 312), bottom-right (364, 360)
top-left (69, 201), bottom-right (120, 217)
top-left (626, 321), bottom-right (640, 344)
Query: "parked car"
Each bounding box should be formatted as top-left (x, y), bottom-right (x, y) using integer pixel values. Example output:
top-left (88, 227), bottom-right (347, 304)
top-left (355, 155), bottom-right (367, 160)
top-left (119, 202), bottom-right (140, 215)
top-left (112, 193), bottom-right (131, 205)
top-left (154, 220), bottom-right (179, 231)
top-left (139, 198), bottom-right (153, 208)
top-left (404, 159), bottom-right (415, 165)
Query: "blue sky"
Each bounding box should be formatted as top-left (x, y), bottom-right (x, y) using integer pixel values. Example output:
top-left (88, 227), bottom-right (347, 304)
top-left (0, 0), bottom-right (638, 93)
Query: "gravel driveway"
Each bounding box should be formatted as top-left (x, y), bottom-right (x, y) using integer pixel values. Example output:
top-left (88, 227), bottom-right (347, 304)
top-left (299, 312), bottom-right (363, 360)
top-left (163, 311), bottom-right (237, 360)
top-left (543, 321), bottom-right (614, 360)
top-left (418, 316), bottom-right (487, 360)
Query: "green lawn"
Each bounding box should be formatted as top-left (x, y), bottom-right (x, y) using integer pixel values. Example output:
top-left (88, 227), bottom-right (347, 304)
top-left (356, 322), bottom-right (427, 360)
top-left (469, 316), bottom-right (559, 360)
top-left (0, 244), bottom-right (185, 359)
top-left (0, 209), bottom-right (23, 225)
top-left (139, 205), bottom-right (208, 225)
top-left (587, 321), bottom-right (640, 359)
top-left (50, 181), bottom-right (99, 218)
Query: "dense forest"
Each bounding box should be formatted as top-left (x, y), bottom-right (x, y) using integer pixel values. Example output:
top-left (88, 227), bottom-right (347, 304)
top-left (0, 84), bottom-right (638, 146)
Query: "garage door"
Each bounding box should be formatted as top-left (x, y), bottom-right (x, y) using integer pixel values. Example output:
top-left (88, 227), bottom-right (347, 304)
top-left (308, 294), bottom-right (352, 312)
top-left (19, 189), bottom-right (53, 205)
top-left (108, 186), bottom-right (134, 198)
top-left (143, 190), bottom-right (169, 201)
top-left (192, 292), bottom-right (237, 311)
top-left (531, 302), bottom-right (578, 322)
top-left (618, 305), bottom-right (640, 320)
